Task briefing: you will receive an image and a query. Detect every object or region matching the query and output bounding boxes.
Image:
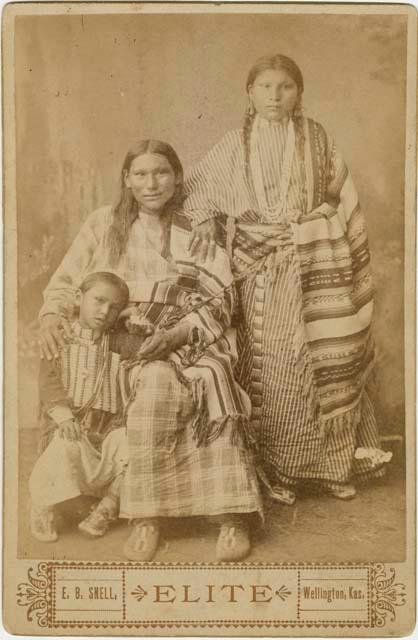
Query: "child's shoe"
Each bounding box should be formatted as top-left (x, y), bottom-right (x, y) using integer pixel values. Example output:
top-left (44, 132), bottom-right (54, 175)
top-left (78, 501), bottom-right (117, 538)
top-left (30, 503), bottom-right (58, 542)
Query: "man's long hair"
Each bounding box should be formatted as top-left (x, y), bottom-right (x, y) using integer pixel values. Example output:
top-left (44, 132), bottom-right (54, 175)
top-left (107, 140), bottom-right (185, 267)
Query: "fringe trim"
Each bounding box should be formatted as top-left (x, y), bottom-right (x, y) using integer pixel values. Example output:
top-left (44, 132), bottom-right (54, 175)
top-left (289, 246), bottom-right (370, 438)
top-left (120, 359), bottom-right (258, 451)
top-left (166, 360), bottom-right (258, 451)
top-left (320, 399), bottom-right (363, 437)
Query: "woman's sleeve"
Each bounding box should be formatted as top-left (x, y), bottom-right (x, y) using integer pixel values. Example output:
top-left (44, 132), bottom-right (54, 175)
top-left (184, 132), bottom-right (240, 226)
top-left (39, 209), bottom-right (107, 320)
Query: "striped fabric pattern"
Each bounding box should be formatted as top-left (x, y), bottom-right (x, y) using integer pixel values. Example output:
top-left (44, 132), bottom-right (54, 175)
top-left (40, 207), bottom-right (262, 517)
top-left (236, 249), bottom-right (384, 487)
top-left (60, 323), bottom-right (121, 414)
top-left (185, 119), bottom-right (306, 227)
top-left (115, 214), bottom-right (251, 437)
top-left (40, 208), bottom-right (251, 440)
top-left (185, 116), bottom-right (375, 431)
top-left (120, 361), bottom-right (262, 519)
top-left (185, 115), bottom-right (388, 487)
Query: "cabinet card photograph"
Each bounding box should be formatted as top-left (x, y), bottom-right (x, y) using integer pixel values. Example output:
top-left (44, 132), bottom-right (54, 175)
top-left (3, 2), bottom-right (416, 636)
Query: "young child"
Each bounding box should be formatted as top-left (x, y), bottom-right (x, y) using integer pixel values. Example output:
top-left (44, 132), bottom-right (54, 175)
top-left (29, 271), bottom-right (132, 542)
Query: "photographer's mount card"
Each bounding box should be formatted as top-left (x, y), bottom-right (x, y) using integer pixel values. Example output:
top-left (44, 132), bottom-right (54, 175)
top-left (3, 2), bottom-right (416, 636)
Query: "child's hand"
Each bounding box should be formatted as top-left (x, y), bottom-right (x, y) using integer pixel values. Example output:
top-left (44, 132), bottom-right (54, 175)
top-left (58, 418), bottom-right (81, 442)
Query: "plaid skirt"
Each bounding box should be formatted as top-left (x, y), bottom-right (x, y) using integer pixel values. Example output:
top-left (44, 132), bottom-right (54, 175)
top-left (119, 361), bottom-right (263, 519)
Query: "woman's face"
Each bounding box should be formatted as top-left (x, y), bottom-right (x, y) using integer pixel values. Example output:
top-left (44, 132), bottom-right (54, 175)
top-left (124, 153), bottom-right (177, 215)
top-left (248, 68), bottom-right (299, 122)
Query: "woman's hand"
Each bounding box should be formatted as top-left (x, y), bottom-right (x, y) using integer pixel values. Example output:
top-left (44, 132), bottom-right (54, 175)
top-left (57, 418), bottom-right (81, 442)
top-left (138, 325), bottom-right (189, 362)
top-left (39, 314), bottom-right (73, 361)
top-left (187, 219), bottom-right (217, 262)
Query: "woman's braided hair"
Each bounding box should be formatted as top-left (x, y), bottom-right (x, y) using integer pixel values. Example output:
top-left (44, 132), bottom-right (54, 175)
top-left (243, 54), bottom-right (305, 180)
top-left (107, 140), bottom-right (186, 267)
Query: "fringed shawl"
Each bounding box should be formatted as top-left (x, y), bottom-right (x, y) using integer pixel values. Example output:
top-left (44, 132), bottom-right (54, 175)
top-left (39, 207), bottom-right (253, 448)
top-left (293, 119), bottom-right (375, 429)
top-left (119, 213), bottom-right (254, 447)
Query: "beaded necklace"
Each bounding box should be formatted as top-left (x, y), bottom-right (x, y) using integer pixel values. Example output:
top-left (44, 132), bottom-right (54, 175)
top-left (249, 115), bottom-right (296, 223)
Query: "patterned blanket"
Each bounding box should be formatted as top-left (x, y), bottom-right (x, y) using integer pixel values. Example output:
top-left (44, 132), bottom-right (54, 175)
top-left (185, 116), bottom-right (375, 433)
top-left (233, 202), bottom-right (374, 432)
top-left (116, 214), bottom-right (254, 447)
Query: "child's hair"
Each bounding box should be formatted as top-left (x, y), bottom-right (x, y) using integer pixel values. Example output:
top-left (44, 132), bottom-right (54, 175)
top-left (79, 271), bottom-right (130, 308)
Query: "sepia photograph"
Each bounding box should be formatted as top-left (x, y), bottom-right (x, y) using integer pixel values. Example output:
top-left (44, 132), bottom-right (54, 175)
top-left (3, 2), bottom-right (416, 635)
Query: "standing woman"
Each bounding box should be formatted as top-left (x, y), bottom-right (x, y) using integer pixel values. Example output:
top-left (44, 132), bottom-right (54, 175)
top-left (185, 54), bottom-right (391, 503)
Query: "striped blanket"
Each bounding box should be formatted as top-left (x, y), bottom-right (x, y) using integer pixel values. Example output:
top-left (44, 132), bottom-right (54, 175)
top-left (39, 206), bottom-right (252, 448)
top-left (185, 117), bottom-right (375, 432)
top-left (116, 213), bottom-right (254, 447)
top-left (233, 206), bottom-right (374, 431)
top-left (293, 202), bottom-right (375, 429)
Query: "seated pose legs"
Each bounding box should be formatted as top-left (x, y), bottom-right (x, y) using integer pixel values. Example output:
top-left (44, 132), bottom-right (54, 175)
top-left (120, 361), bottom-right (256, 562)
top-left (30, 272), bottom-right (131, 542)
top-left (37, 139), bottom-right (263, 560)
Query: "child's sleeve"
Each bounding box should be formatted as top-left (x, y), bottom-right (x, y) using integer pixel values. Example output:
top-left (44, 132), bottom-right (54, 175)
top-left (39, 358), bottom-right (74, 424)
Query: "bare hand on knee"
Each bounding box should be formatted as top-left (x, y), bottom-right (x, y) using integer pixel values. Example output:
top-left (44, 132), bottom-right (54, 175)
top-left (58, 419), bottom-right (81, 442)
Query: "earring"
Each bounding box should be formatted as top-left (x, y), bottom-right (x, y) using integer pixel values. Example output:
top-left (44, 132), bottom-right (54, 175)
top-left (247, 100), bottom-right (255, 116)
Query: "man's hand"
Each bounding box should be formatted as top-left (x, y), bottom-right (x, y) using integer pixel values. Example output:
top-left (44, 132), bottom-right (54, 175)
top-left (57, 418), bottom-right (81, 442)
top-left (138, 325), bottom-right (189, 362)
top-left (39, 314), bottom-right (73, 360)
top-left (187, 219), bottom-right (217, 262)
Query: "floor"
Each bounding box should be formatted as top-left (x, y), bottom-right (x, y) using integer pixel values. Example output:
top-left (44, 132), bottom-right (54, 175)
top-left (18, 429), bottom-right (406, 564)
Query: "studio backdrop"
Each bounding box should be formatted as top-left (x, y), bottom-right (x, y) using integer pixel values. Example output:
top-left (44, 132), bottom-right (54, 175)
top-left (15, 11), bottom-right (407, 437)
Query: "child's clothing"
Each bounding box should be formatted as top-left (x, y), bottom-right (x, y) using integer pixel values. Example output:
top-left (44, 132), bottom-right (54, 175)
top-left (29, 428), bottom-right (127, 507)
top-left (30, 321), bottom-right (130, 510)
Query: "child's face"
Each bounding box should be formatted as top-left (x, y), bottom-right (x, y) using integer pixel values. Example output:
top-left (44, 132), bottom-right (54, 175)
top-left (77, 282), bottom-right (126, 332)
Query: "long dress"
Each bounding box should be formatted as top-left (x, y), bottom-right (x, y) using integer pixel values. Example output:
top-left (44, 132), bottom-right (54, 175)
top-left (39, 207), bottom-right (262, 519)
top-left (184, 114), bottom-right (390, 495)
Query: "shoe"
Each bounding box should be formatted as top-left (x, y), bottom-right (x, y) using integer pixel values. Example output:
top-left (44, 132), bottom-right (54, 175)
top-left (123, 519), bottom-right (160, 561)
top-left (256, 466), bottom-right (296, 505)
top-left (78, 502), bottom-right (117, 538)
top-left (30, 504), bottom-right (58, 542)
top-left (267, 484), bottom-right (296, 506)
top-left (354, 447), bottom-right (393, 467)
top-left (330, 484), bottom-right (356, 500)
top-left (216, 516), bottom-right (251, 562)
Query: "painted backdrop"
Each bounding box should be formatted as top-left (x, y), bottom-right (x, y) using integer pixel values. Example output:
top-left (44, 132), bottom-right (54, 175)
top-left (15, 11), bottom-right (407, 435)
